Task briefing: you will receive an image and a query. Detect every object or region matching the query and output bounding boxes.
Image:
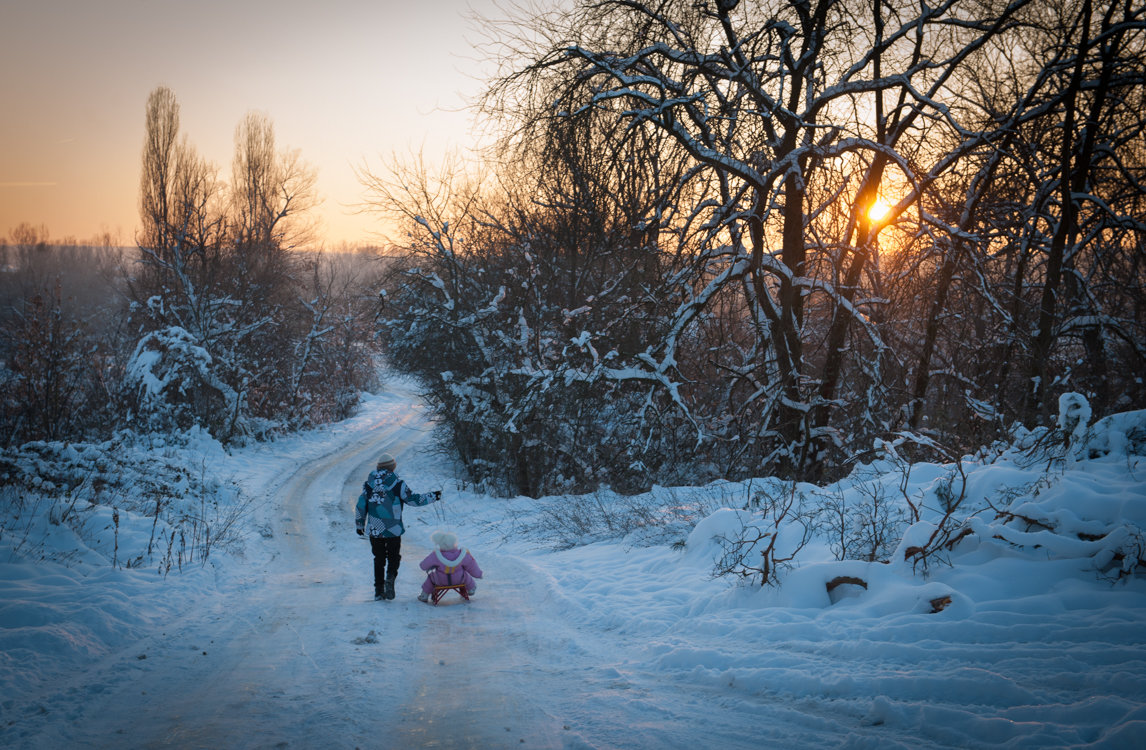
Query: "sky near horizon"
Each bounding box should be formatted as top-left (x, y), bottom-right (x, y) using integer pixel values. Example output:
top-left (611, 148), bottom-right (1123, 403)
top-left (0, 0), bottom-right (497, 247)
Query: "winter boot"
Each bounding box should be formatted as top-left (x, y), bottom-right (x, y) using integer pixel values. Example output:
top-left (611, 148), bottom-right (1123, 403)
top-left (383, 577), bottom-right (396, 600)
top-left (374, 592), bottom-right (386, 601)
top-left (417, 592), bottom-right (430, 603)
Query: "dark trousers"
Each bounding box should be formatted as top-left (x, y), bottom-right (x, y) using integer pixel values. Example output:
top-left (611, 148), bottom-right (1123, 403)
top-left (369, 535), bottom-right (402, 593)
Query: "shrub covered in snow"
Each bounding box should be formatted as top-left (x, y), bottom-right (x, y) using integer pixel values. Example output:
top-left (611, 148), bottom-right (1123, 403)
top-left (124, 326), bottom-right (240, 438)
top-left (504, 396), bottom-right (1146, 594)
top-left (0, 428), bottom-right (248, 573)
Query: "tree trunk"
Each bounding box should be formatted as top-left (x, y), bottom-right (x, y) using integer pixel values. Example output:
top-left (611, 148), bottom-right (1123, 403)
top-left (1026, 0), bottom-right (1121, 423)
top-left (907, 242), bottom-right (963, 431)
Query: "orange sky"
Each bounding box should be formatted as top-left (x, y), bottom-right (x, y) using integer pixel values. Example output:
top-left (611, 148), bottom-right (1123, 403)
top-left (0, 0), bottom-right (494, 248)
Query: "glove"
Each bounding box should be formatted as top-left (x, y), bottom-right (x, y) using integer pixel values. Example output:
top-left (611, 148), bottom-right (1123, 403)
top-left (356, 528), bottom-right (364, 537)
top-left (434, 490), bottom-right (442, 502)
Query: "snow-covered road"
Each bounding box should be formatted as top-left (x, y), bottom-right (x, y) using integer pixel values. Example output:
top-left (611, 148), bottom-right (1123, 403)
top-left (13, 392), bottom-right (574, 748)
top-left (9, 381), bottom-right (1144, 749)
top-left (5, 383), bottom-right (799, 749)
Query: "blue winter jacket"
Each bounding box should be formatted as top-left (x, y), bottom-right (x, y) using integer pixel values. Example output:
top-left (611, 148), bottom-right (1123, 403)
top-left (354, 468), bottom-right (437, 538)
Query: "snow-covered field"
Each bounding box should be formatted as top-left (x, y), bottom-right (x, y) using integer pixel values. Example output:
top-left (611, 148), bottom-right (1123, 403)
top-left (2, 378), bottom-right (1145, 748)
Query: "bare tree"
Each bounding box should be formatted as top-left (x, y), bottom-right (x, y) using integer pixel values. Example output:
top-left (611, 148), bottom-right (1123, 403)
top-left (479, 0), bottom-right (1043, 479)
top-left (139, 87), bottom-right (180, 254)
top-left (128, 88), bottom-right (342, 441)
top-left (1021, 0), bottom-right (1146, 423)
top-left (230, 111), bottom-right (317, 253)
top-left (363, 0), bottom-right (1144, 492)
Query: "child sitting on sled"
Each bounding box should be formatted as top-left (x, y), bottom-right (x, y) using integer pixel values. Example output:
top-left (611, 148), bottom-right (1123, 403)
top-left (417, 530), bottom-right (483, 603)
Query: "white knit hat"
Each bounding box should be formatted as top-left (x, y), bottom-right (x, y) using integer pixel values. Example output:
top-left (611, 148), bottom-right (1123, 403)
top-left (431, 530), bottom-right (458, 550)
top-left (377, 453), bottom-right (397, 470)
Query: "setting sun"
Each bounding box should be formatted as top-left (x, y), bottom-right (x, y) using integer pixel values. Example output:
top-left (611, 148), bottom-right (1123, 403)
top-left (868, 198), bottom-right (892, 222)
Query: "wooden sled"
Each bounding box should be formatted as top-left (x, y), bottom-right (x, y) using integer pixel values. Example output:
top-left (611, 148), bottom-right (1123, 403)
top-left (430, 582), bottom-right (471, 605)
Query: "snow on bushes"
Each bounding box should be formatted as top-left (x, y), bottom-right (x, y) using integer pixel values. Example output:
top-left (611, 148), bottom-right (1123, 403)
top-left (508, 396), bottom-right (1145, 615)
top-left (123, 326), bottom-right (244, 439)
top-left (688, 397), bottom-right (1146, 601)
top-left (0, 428), bottom-right (246, 705)
top-left (0, 428), bottom-right (246, 574)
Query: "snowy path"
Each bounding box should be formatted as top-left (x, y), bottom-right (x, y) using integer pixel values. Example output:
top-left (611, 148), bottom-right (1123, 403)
top-left (10, 402), bottom-right (433, 748)
top-left (39, 410), bottom-right (554, 748)
top-left (5, 384), bottom-right (836, 749)
top-left (9, 382), bottom-right (1143, 748)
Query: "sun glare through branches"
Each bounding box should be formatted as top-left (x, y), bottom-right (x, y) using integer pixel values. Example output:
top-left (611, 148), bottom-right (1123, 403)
top-left (867, 198), bottom-right (891, 223)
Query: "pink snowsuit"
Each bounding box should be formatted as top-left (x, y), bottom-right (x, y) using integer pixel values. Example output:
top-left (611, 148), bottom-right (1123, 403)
top-left (419, 547), bottom-right (483, 595)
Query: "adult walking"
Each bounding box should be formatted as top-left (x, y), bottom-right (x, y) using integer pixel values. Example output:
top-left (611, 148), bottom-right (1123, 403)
top-left (355, 452), bottom-right (440, 600)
